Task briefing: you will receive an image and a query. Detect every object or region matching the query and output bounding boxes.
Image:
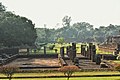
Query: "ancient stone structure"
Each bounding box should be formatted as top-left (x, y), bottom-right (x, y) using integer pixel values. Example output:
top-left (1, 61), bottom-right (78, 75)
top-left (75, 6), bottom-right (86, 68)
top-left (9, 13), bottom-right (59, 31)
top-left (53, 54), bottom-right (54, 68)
top-left (60, 47), bottom-right (64, 58)
top-left (72, 43), bottom-right (76, 59)
top-left (88, 43), bottom-right (93, 60)
top-left (66, 46), bottom-right (69, 56)
top-left (81, 45), bottom-right (87, 57)
top-left (95, 54), bottom-right (101, 65)
top-left (91, 45), bottom-right (96, 62)
top-left (65, 43), bottom-right (77, 61)
top-left (98, 35), bottom-right (120, 54)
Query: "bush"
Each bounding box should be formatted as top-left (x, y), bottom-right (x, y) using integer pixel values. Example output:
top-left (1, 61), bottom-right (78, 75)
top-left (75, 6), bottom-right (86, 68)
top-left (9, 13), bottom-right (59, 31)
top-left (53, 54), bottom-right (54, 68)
top-left (115, 64), bottom-right (120, 71)
top-left (0, 65), bottom-right (19, 80)
top-left (58, 66), bottom-right (79, 80)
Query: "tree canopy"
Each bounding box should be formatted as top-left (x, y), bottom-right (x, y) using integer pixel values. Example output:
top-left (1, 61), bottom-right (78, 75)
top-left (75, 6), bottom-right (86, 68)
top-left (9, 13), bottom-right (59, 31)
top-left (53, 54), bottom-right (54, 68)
top-left (36, 21), bottom-right (120, 43)
top-left (0, 3), bottom-right (37, 47)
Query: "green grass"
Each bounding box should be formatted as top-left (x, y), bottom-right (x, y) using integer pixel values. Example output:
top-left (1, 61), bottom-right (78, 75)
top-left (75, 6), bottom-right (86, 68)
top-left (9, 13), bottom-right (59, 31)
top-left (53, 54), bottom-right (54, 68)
top-left (1, 71), bottom-right (120, 80)
top-left (96, 48), bottom-right (113, 54)
top-left (52, 43), bottom-right (81, 54)
top-left (0, 71), bottom-right (120, 77)
top-left (30, 43), bottom-right (114, 55)
top-left (111, 60), bottom-right (120, 64)
top-left (1, 77), bottom-right (120, 80)
top-left (30, 43), bottom-right (81, 54)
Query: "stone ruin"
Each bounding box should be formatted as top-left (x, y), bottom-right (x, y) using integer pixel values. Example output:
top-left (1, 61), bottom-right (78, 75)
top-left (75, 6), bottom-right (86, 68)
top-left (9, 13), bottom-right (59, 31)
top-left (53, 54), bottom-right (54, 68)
top-left (0, 42), bottom-right (117, 70)
top-left (59, 42), bottom-right (117, 69)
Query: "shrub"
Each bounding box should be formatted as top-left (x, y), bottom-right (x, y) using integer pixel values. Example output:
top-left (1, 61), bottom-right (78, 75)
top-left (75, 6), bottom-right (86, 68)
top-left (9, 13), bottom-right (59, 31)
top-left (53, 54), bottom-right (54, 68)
top-left (58, 66), bottom-right (79, 80)
top-left (115, 64), bottom-right (120, 71)
top-left (0, 65), bottom-right (19, 80)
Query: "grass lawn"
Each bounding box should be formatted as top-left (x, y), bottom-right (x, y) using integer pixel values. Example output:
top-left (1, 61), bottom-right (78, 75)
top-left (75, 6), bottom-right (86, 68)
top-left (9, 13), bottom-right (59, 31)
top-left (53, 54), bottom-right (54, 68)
top-left (111, 60), bottom-right (120, 64)
top-left (30, 43), bottom-right (81, 54)
top-left (51, 43), bottom-right (113, 54)
top-left (1, 77), bottom-right (120, 80)
top-left (28, 43), bottom-right (114, 55)
top-left (52, 43), bottom-right (81, 54)
top-left (1, 71), bottom-right (120, 77)
top-left (13, 71), bottom-right (120, 77)
top-left (96, 49), bottom-right (113, 54)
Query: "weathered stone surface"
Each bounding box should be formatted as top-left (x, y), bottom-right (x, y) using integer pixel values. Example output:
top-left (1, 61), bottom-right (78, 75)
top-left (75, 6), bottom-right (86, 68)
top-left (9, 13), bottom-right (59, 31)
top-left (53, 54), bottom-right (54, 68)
top-left (60, 47), bottom-right (64, 58)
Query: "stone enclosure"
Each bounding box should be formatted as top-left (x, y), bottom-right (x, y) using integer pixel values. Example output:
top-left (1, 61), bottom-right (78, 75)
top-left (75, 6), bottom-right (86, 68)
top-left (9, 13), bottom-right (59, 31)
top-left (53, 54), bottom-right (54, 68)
top-left (0, 43), bottom-right (119, 71)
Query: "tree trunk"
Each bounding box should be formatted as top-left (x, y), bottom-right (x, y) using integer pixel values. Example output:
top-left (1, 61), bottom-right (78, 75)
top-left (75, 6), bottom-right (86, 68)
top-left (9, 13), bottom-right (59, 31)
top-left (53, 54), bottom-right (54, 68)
top-left (67, 76), bottom-right (70, 80)
top-left (9, 76), bottom-right (12, 80)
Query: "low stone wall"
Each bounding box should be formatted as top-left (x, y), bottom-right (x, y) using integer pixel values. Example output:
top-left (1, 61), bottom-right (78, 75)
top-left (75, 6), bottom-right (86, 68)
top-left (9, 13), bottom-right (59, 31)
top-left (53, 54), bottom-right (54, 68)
top-left (0, 54), bottom-right (19, 65)
top-left (100, 54), bottom-right (117, 60)
top-left (18, 54), bottom-right (58, 58)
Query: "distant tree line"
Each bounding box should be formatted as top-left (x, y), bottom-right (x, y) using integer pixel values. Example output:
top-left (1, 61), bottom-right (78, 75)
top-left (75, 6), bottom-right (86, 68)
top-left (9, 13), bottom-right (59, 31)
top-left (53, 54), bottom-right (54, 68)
top-left (36, 16), bottom-right (120, 43)
top-left (1, 2), bottom-right (119, 45)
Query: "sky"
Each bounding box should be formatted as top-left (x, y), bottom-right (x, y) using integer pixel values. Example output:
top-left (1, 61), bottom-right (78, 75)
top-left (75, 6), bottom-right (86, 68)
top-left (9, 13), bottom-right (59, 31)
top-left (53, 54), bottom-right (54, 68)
top-left (0, 0), bottom-right (120, 28)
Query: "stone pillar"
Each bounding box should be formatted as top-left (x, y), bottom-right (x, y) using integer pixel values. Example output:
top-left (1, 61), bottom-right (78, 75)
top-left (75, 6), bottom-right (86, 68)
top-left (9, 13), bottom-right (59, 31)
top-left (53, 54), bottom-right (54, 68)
top-left (72, 43), bottom-right (76, 59)
top-left (85, 50), bottom-right (87, 57)
top-left (88, 43), bottom-right (93, 60)
top-left (60, 47), bottom-right (64, 58)
top-left (66, 46), bottom-right (69, 56)
top-left (68, 46), bottom-right (73, 60)
top-left (95, 54), bottom-right (101, 65)
top-left (27, 48), bottom-right (29, 55)
top-left (44, 46), bottom-right (46, 55)
top-left (91, 45), bottom-right (96, 62)
top-left (81, 45), bottom-right (86, 56)
top-left (83, 47), bottom-right (86, 56)
top-left (116, 44), bottom-right (120, 54)
top-left (81, 45), bottom-right (84, 55)
top-left (86, 46), bottom-right (89, 58)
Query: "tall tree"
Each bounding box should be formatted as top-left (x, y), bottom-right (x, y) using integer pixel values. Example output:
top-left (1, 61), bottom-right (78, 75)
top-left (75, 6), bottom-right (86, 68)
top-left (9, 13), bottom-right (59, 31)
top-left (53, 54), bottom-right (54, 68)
top-left (0, 3), bottom-right (5, 12)
top-left (62, 16), bottom-right (71, 27)
top-left (0, 4), bottom-right (37, 47)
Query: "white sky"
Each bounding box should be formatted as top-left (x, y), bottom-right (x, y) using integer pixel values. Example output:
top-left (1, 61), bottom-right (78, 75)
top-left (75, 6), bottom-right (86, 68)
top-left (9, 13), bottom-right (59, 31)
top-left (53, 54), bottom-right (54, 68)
top-left (0, 0), bottom-right (120, 28)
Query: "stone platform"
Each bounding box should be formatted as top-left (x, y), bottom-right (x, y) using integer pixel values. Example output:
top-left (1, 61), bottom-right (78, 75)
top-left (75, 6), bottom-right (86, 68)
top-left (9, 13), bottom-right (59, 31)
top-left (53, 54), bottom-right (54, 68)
top-left (5, 58), bottom-right (61, 70)
top-left (65, 54), bottom-right (101, 69)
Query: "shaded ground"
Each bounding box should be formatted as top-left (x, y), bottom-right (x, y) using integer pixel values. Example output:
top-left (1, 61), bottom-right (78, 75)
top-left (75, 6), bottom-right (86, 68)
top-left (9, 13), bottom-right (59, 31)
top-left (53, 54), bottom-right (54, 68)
top-left (4, 54), bottom-right (108, 70)
top-left (65, 59), bottom-right (100, 69)
top-left (65, 54), bottom-right (100, 69)
top-left (78, 60), bottom-right (100, 69)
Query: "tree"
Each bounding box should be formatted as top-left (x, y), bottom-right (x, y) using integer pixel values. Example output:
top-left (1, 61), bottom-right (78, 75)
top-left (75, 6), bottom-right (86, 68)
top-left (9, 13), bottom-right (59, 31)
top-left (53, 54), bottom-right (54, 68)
top-left (44, 24), bottom-right (51, 43)
top-left (62, 16), bottom-right (71, 27)
top-left (0, 2), bottom-right (6, 12)
top-left (93, 26), bottom-right (106, 42)
top-left (73, 22), bottom-right (94, 42)
top-left (35, 28), bottom-right (55, 43)
top-left (59, 66), bottom-right (79, 80)
top-left (57, 37), bottom-right (65, 45)
top-left (0, 9), bottom-right (37, 47)
top-left (0, 66), bottom-right (19, 80)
